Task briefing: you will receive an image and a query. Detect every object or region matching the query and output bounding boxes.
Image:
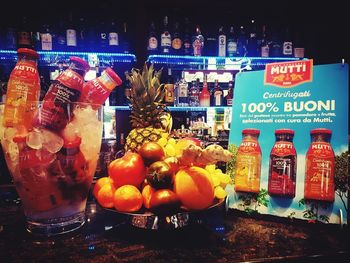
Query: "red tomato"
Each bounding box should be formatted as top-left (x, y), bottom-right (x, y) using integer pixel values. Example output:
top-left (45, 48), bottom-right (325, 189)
top-left (138, 142), bottom-right (165, 166)
top-left (108, 152), bottom-right (146, 188)
top-left (149, 189), bottom-right (181, 214)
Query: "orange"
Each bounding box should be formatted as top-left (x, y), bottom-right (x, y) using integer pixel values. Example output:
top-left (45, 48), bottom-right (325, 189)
top-left (93, 177), bottom-right (114, 198)
top-left (174, 166), bottom-right (214, 210)
top-left (142, 184), bottom-right (155, 209)
top-left (97, 183), bottom-right (116, 208)
top-left (114, 185), bottom-right (143, 213)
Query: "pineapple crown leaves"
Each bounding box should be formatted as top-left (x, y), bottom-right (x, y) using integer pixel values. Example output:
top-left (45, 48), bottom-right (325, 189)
top-left (125, 63), bottom-right (165, 107)
top-left (125, 62), bottom-right (168, 128)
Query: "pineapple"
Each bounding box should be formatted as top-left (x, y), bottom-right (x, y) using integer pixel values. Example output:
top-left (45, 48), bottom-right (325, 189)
top-left (125, 63), bottom-right (171, 152)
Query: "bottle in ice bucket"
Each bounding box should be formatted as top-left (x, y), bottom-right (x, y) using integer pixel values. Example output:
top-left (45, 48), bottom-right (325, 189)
top-left (38, 56), bottom-right (90, 131)
top-left (235, 128), bottom-right (261, 193)
top-left (78, 67), bottom-right (122, 109)
top-left (3, 48), bottom-right (40, 129)
top-left (268, 129), bottom-right (297, 198)
top-left (304, 128), bottom-right (335, 202)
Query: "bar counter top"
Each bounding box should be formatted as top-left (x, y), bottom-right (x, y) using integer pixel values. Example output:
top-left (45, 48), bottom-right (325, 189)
top-left (0, 186), bottom-right (349, 263)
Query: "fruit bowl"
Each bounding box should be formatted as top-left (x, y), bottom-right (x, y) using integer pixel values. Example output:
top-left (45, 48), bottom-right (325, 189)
top-left (100, 198), bottom-right (226, 230)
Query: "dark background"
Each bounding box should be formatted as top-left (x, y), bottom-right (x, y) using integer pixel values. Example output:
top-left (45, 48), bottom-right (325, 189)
top-left (0, 0), bottom-right (349, 67)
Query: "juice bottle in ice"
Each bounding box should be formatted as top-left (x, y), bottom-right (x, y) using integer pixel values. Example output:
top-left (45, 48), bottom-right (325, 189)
top-left (78, 67), bottom-right (122, 109)
top-left (268, 129), bottom-right (297, 198)
top-left (39, 56), bottom-right (90, 131)
top-left (305, 128), bottom-right (335, 202)
top-left (3, 48), bottom-right (40, 129)
top-left (235, 128), bottom-right (261, 193)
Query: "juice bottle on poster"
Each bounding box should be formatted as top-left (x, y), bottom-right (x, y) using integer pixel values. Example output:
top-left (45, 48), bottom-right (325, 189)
top-left (39, 56), bottom-right (90, 131)
top-left (78, 67), bottom-right (122, 109)
top-left (3, 48), bottom-right (40, 129)
top-left (268, 129), bottom-right (297, 198)
top-left (235, 128), bottom-right (261, 193)
top-left (304, 128), bottom-right (335, 202)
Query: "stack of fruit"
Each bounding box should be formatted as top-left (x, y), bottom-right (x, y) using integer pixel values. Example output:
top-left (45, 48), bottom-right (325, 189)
top-left (93, 63), bottom-right (233, 214)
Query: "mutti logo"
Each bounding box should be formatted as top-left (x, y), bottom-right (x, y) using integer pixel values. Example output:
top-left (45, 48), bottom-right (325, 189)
top-left (264, 59), bottom-right (313, 88)
top-left (242, 141), bottom-right (257, 148)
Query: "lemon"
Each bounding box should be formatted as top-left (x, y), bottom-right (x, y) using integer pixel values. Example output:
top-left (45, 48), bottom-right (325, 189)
top-left (157, 137), bottom-right (168, 147)
top-left (165, 144), bottom-right (176, 157)
top-left (214, 186), bottom-right (227, 199)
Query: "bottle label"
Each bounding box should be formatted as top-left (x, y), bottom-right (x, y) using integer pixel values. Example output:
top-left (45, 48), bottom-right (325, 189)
top-left (268, 141), bottom-right (297, 197)
top-left (214, 90), bottom-right (223, 106)
top-left (3, 61), bottom-right (40, 127)
top-left (193, 39), bottom-right (202, 56)
top-left (161, 33), bottom-right (171, 47)
top-left (226, 98), bottom-right (233, 106)
top-left (305, 141), bottom-right (335, 201)
top-left (41, 33), bottom-right (53, 50)
top-left (101, 32), bottom-right (107, 41)
top-left (109, 32), bottom-right (119, 46)
top-left (148, 37), bottom-right (158, 49)
top-left (56, 69), bottom-right (84, 92)
top-left (283, 41), bottom-right (293, 55)
top-left (294, 47), bottom-right (305, 58)
top-left (261, 45), bottom-right (269, 57)
top-left (227, 41), bottom-right (237, 54)
top-left (18, 31), bottom-right (32, 46)
top-left (172, 38), bottom-right (182, 50)
top-left (218, 35), bottom-right (226, 56)
top-left (66, 29), bottom-right (77, 46)
top-left (178, 83), bottom-right (188, 97)
top-left (165, 84), bottom-right (174, 103)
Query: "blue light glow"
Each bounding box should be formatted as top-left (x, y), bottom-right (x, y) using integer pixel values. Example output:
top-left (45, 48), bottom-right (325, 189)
top-left (0, 49), bottom-right (137, 63)
top-left (108, 106), bottom-right (230, 111)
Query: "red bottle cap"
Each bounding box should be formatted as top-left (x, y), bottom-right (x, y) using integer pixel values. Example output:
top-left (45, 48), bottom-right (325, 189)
top-left (105, 67), bottom-right (123, 86)
top-left (310, 128), bottom-right (332, 135)
top-left (17, 48), bottom-right (39, 59)
top-left (69, 57), bottom-right (90, 72)
top-left (242, 128), bottom-right (260, 135)
top-left (275, 129), bottom-right (294, 135)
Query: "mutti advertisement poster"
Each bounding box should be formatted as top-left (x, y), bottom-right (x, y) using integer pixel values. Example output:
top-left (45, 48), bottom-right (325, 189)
top-left (226, 60), bottom-right (349, 225)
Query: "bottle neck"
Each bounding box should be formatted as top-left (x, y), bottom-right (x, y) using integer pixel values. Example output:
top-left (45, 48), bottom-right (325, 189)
top-left (18, 55), bottom-right (38, 66)
top-left (99, 72), bottom-right (119, 91)
top-left (275, 134), bottom-right (294, 142)
top-left (311, 134), bottom-right (331, 143)
top-left (69, 62), bottom-right (87, 77)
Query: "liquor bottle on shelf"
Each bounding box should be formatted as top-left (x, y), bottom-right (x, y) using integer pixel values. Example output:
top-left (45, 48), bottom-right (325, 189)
top-left (54, 20), bottom-right (66, 51)
top-left (176, 71), bottom-right (189, 106)
top-left (77, 17), bottom-right (86, 51)
top-left (164, 68), bottom-right (174, 106)
top-left (85, 24), bottom-right (97, 52)
top-left (17, 16), bottom-right (33, 49)
top-left (108, 19), bottom-right (120, 52)
top-left (120, 22), bottom-right (130, 53)
top-left (147, 22), bottom-right (158, 55)
top-left (5, 27), bottom-right (17, 50)
top-left (282, 27), bottom-right (293, 57)
top-left (160, 16), bottom-right (171, 54)
top-left (236, 25), bottom-right (247, 57)
top-left (212, 79), bottom-right (223, 106)
top-left (66, 12), bottom-right (77, 50)
top-left (217, 26), bottom-right (226, 57)
top-left (247, 19), bottom-right (258, 57)
top-left (269, 26), bottom-right (282, 57)
top-left (293, 31), bottom-right (305, 59)
top-left (224, 80), bottom-right (234, 106)
top-left (259, 25), bottom-right (269, 57)
top-left (227, 26), bottom-right (237, 57)
top-left (199, 74), bottom-right (210, 106)
top-left (99, 19), bottom-right (108, 52)
top-left (171, 22), bottom-right (183, 54)
top-left (40, 24), bottom-right (53, 51)
top-left (182, 18), bottom-right (192, 55)
top-left (189, 79), bottom-right (200, 106)
top-left (192, 25), bottom-right (204, 57)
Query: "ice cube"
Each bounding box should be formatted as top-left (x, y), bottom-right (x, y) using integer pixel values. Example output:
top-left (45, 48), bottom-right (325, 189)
top-left (41, 129), bottom-right (64, 154)
top-left (80, 122), bottom-right (103, 162)
top-left (8, 141), bottom-right (19, 162)
top-left (26, 129), bottom-right (43, 150)
top-left (62, 121), bottom-right (80, 141)
top-left (73, 105), bottom-right (98, 126)
top-left (3, 127), bottom-right (17, 142)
